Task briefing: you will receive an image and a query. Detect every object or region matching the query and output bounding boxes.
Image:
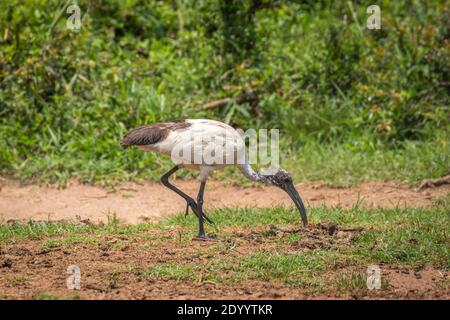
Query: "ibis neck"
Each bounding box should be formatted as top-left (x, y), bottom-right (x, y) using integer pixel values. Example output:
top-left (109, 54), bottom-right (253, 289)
top-left (238, 159), bottom-right (270, 185)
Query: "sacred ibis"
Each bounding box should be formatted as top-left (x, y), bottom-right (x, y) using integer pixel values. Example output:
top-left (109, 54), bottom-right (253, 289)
top-left (121, 119), bottom-right (307, 239)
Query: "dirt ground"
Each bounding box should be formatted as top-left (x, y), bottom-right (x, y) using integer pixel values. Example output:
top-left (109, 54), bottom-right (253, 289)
top-left (0, 178), bottom-right (449, 224)
top-left (0, 178), bottom-right (448, 300)
top-left (0, 223), bottom-right (448, 300)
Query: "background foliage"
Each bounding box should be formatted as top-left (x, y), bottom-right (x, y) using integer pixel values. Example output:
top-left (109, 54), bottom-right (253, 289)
top-left (0, 0), bottom-right (448, 185)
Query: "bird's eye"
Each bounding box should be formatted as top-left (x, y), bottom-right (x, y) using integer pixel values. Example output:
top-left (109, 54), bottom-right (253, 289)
top-left (284, 177), bottom-right (291, 183)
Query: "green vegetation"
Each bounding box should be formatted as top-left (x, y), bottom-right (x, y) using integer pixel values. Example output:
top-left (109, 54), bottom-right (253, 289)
top-left (148, 262), bottom-right (200, 282)
top-left (0, 215), bottom-right (157, 243)
top-left (34, 291), bottom-right (80, 300)
top-left (4, 274), bottom-right (31, 284)
top-left (235, 251), bottom-right (331, 287)
top-left (0, 1), bottom-right (448, 186)
top-left (1, 202), bottom-right (448, 291)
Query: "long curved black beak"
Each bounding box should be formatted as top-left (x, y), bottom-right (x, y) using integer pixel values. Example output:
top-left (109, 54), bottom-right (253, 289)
top-left (283, 182), bottom-right (308, 226)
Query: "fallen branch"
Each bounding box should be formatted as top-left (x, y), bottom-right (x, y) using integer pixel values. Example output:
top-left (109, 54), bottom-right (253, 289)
top-left (339, 227), bottom-right (365, 233)
top-left (199, 89), bottom-right (258, 110)
top-left (201, 98), bottom-right (233, 110)
top-left (417, 174), bottom-right (450, 191)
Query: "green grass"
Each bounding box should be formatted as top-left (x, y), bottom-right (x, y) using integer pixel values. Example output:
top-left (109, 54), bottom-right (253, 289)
top-left (285, 136), bottom-right (450, 186)
top-left (145, 263), bottom-right (200, 282)
top-left (42, 239), bottom-right (62, 249)
top-left (34, 291), bottom-right (80, 300)
top-left (1, 203), bottom-right (448, 291)
top-left (4, 275), bottom-right (31, 284)
top-left (234, 251), bottom-right (331, 287)
top-left (3, 133), bottom-right (448, 188)
top-left (333, 271), bottom-right (390, 292)
top-left (0, 219), bottom-right (160, 243)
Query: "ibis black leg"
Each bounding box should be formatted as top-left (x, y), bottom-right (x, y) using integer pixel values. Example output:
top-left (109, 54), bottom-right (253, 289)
top-left (160, 165), bottom-right (200, 219)
top-left (196, 181), bottom-right (207, 238)
top-left (196, 180), bottom-right (213, 224)
top-left (160, 166), bottom-right (213, 223)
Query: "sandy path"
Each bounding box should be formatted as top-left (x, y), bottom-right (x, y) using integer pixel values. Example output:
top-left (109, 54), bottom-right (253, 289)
top-left (0, 178), bottom-right (448, 224)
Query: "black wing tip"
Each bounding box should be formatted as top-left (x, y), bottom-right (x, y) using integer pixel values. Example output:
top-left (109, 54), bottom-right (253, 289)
top-left (120, 132), bottom-right (137, 149)
top-left (120, 141), bottom-right (131, 149)
top-left (120, 120), bottom-right (189, 149)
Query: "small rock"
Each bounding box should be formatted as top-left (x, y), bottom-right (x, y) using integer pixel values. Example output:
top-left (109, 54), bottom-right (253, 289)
top-left (36, 248), bottom-right (51, 255)
top-left (8, 247), bottom-right (31, 256)
top-left (1, 258), bottom-right (13, 268)
top-left (40, 259), bottom-right (53, 268)
top-left (321, 222), bottom-right (337, 235)
top-left (336, 231), bottom-right (347, 239)
top-left (401, 269), bottom-right (410, 274)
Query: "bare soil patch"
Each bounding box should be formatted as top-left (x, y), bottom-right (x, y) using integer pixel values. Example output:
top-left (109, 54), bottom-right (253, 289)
top-left (0, 178), bottom-right (448, 224)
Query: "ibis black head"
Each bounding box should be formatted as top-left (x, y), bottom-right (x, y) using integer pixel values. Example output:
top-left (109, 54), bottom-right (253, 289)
top-left (264, 168), bottom-right (308, 226)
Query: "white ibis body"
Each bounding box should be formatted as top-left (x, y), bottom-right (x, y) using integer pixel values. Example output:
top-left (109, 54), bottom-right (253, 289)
top-left (121, 119), bottom-right (307, 239)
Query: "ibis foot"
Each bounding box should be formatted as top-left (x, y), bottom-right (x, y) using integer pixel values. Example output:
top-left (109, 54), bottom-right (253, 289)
top-left (192, 235), bottom-right (217, 242)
